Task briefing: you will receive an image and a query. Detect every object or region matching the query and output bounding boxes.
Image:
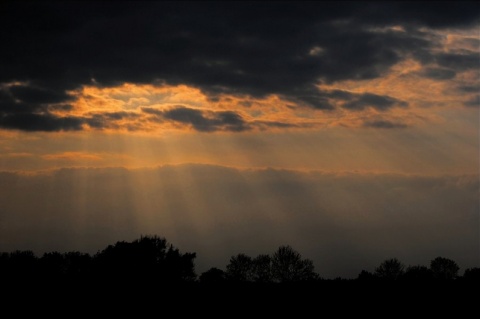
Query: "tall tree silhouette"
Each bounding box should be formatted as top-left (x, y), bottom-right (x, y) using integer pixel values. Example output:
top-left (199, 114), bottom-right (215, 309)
top-left (226, 253), bottom-right (254, 282)
top-left (93, 235), bottom-right (196, 282)
top-left (252, 254), bottom-right (272, 283)
top-left (374, 258), bottom-right (405, 280)
top-left (430, 257), bottom-right (459, 280)
top-left (271, 246), bottom-right (317, 283)
top-left (163, 244), bottom-right (197, 282)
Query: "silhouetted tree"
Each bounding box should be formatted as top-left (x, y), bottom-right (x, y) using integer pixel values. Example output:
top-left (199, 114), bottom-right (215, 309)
top-left (333, 277), bottom-right (347, 281)
top-left (200, 267), bottom-right (226, 284)
top-left (8, 250), bottom-right (38, 279)
top-left (226, 253), bottom-right (254, 282)
top-left (63, 252), bottom-right (92, 277)
top-left (3, 236), bottom-right (472, 286)
top-left (94, 235), bottom-right (196, 282)
top-left (40, 252), bottom-right (65, 278)
top-left (252, 254), bottom-right (272, 283)
top-left (0, 252), bottom-right (11, 280)
top-left (374, 258), bottom-right (404, 280)
top-left (403, 265), bottom-right (433, 281)
top-left (163, 244), bottom-right (197, 282)
top-left (430, 257), bottom-right (459, 280)
top-left (271, 246), bottom-right (317, 282)
top-left (357, 270), bottom-right (377, 281)
top-left (462, 267), bottom-right (480, 281)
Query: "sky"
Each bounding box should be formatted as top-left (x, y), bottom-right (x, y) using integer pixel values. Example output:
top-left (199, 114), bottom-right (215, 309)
top-left (0, 2), bottom-right (479, 278)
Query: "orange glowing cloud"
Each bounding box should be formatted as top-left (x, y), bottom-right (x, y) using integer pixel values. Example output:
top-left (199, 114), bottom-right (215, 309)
top-left (60, 83), bottom-right (328, 134)
top-left (41, 152), bottom-right (103, 161)
top-left (44, 25), bottom-right (476, 135)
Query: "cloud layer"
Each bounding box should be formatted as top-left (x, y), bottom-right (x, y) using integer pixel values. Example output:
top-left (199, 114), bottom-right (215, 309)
top-left (0, 2), bottom-right (478, 131)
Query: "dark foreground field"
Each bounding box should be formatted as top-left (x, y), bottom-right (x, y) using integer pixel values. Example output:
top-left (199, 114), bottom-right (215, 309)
top-left (2, 278), bottom-right (476, 317)
top-left (1, 235), bottom-right (477, 314)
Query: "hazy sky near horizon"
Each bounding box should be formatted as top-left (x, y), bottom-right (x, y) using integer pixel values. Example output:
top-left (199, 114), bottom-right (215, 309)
top-left (0, 2), bottom-right (478, 278)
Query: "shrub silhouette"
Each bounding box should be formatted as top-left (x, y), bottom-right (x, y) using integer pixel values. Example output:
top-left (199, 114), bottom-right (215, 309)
top-left (357, 270), bottom-right (377, 281)
top-left (374, 258), bottom-right (405, 280)
top-left (271, 245), bottom-right (317, 282)
top-left (430, 257), bottom-right (459, 280)
top-left (462, 267), bottom-right (480, 281)
top-left (200, 267), bottom-right (226, 283)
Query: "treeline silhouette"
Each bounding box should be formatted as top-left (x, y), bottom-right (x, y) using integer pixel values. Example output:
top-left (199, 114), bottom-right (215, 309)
top-left (1, 235), bottom-right (479, 284)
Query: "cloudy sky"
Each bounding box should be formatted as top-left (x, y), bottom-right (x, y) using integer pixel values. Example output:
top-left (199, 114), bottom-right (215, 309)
top-left (0, 2), bottom-right (478, 278)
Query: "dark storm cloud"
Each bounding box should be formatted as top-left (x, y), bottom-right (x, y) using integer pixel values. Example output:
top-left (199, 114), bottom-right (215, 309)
top-left (344, 94), bottom-right (407, 111)
top-left (255, 121), bottom-right (306, 129)
top-left (141, 107), bottom-right (164, 117)
top-left (143, 106), bottom-right (250, 132)
top-left (420, 67), bottom-right (456, 80)
top-left (0, 87), bottom-right (43, 113)
top-left (351, 2), bottom-right (480, 29)
top-left (287, 87), bottom-right (335, 110)
top-left (84, 111), bottom-right (141, 129)
top-left (0, 84), bottom-right (82, 131)
top-left (0, 81), bottom-right (143, 131)
top-left (457, 85), bottom-right (479, 93)
top-left (0, 113), bottom-right (84, 132)
top-left (435, 52), bottom-right (480, 71)
top-left (327, 90), bottom-right (408, 111)
top-left (0, 2), bottom-right (478, 131)
top-left (363, 120), bottom-right (408, 129)
top-left (8, 85), bottom-right (73, 105)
